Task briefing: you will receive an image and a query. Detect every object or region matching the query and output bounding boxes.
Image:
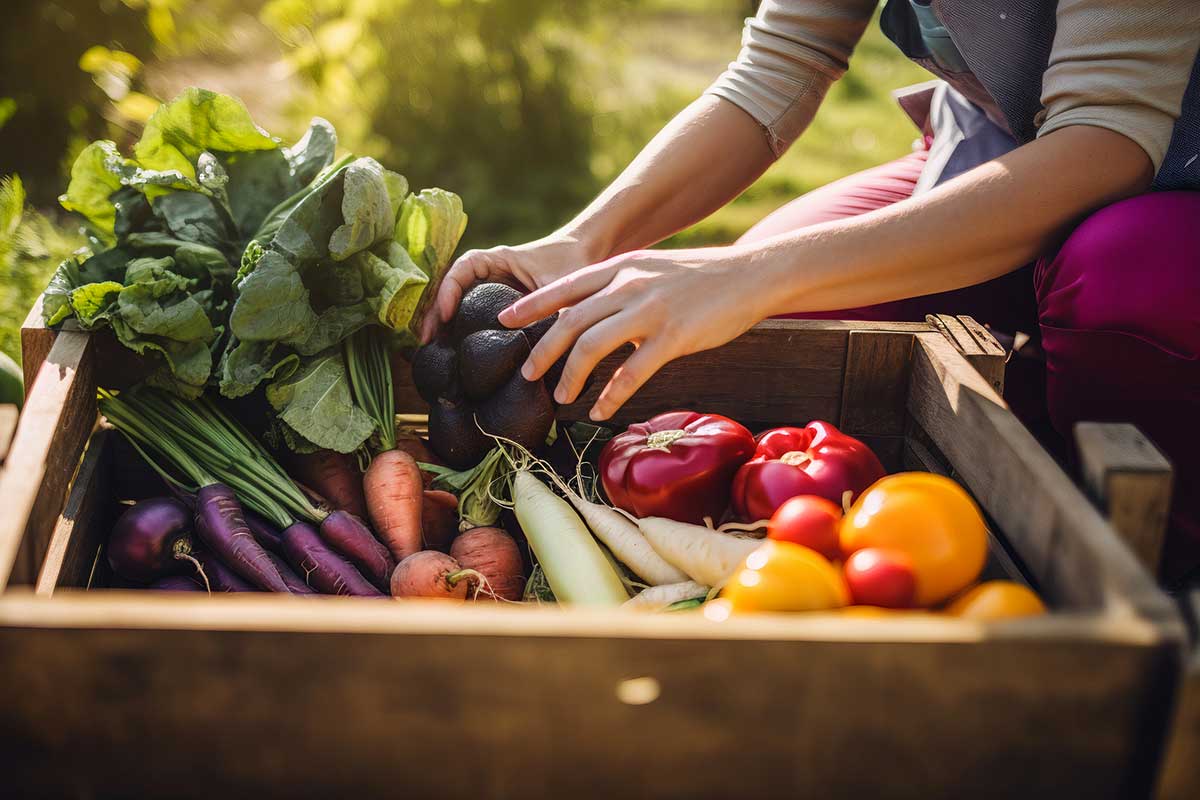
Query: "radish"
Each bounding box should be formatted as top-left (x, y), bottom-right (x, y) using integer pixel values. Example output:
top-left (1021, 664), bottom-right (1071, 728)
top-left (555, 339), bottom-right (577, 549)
top-left (637, 516), bottom-right (763, 588)
top-left (511, 470), bottom-right (628, 606)
top-left (623, 581), bottom-right (710, 611)
top-left (107, 497), bottom-right (203, 583)
top-left (450, 527), bottom-right (525, 601)
top-left (563, 493), bottom-right (689, 586)
top-left (390, 551), bottom-right (478, 600)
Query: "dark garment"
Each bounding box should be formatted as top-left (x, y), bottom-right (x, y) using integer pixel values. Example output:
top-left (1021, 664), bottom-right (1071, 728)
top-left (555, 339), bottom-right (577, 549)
top-left (880, 0), bottom-right (1200, 191)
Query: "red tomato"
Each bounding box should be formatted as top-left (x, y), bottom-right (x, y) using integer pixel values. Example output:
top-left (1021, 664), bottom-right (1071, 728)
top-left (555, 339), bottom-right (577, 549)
top-left (843, 548), bottom-right (916, 609)
top-left (767, 495), bottom-right (842, 561)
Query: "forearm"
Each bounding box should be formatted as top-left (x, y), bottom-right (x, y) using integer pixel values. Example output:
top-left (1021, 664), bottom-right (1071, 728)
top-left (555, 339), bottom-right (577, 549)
top-left (751, 126), bottom-right (1154, 317)
top-left (564, 96), bottom-right (776, 260)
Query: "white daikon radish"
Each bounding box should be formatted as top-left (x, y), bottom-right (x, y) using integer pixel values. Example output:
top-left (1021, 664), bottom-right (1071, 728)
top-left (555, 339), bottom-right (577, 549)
top-left (623, 581), bottom-right (710, 611)
top-left (637, 516), bottom-right (763, 588)
top-left (564, 493), bottom-right (689, 585)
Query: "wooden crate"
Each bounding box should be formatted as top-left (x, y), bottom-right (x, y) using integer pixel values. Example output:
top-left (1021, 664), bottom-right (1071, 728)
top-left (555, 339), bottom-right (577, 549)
top-left (0, 310), bottom-right (1186, 800)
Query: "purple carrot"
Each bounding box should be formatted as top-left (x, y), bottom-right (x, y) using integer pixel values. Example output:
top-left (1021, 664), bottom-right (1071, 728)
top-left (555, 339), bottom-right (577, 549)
top-left (280, 521), bottom-right (383, 597)
top-left (320, 510), bottom-right (395, 590)
top-left (149, 575), bottom-right (206, 592)
top-left (267, 551), bottom-right (317, 595)
top-left (194, 550), bottom-right (257, 592)
top-left (245, 510), bottom-right (285, 555)
top-left (193, 484), bottom-right (289, 592)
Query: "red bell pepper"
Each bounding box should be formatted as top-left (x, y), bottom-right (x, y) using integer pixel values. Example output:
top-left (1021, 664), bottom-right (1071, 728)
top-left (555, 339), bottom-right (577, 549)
top-left (599, 411), bottom-right (755, 525)
top-left (731, 421), bottom-right (885, 522)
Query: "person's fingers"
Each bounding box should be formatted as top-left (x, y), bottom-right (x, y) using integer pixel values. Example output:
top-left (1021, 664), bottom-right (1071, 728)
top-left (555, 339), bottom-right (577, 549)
top-left (436, 249), bottom-right (505, 324)
top-left (499, 261), bottom-right (616, 329)
top-left (590, 340), bottom-right (673, 421)
top-left (551, 311), bottom-right (641, 405)
top-left (418, 309), bottom-right (440, 345)
top-left (520, 290), bottom-right (625, 383)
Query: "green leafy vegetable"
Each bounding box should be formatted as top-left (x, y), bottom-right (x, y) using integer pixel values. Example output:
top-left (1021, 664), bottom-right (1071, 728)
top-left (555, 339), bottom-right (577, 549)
top-left (265, 350), bottom-right (376, 453)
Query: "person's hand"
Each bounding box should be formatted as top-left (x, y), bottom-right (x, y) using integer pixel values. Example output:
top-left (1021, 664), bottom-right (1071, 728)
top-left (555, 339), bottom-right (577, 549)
top-left (499, 246), bottom-right (772, 420)
top-left (420, 233), bottom-right (601, 342)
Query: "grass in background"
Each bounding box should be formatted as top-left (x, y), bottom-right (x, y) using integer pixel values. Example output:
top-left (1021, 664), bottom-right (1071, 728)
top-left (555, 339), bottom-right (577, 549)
top-left (591, 3), bottom-right (930, 245)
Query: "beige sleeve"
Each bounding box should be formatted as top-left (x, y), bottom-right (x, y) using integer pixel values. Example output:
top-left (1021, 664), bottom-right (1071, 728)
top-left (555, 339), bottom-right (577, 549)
top-left (705, 0), bottom-right (877, 156)
top-left (1038, 0), bottom-right (1200, 170)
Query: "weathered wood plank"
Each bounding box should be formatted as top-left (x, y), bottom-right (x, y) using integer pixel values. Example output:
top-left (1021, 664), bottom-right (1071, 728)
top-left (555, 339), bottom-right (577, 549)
top-left (925, 313), bottom-right (1006, 396)
top-left (0, 591), bottom-right (1178, 800)
top-left (906, 332), bottom-right (1178, 626)
top-left (395, 320), bottom-right (872, 427)
top-left (35, 430), bottom-right (114, 595)
top-left (19, 297), bottom-right (55, 395)
top-left (1074, 422), bottom-right (1173, 574)
top-left (839, 331), bottom-right (913, 436)
top-left (1157, 589), bottom-right (1200, 800)
top-left (0, 332), bottom-right (97, 589)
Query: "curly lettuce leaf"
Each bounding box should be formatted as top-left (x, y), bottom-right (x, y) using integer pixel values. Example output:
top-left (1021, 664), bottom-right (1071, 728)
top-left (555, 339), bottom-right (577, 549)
top-left (134, 88), bottom-right (277, 181)
top-left (264, 350), bottom-right (375, 453)
top-left (396, 188), bottom-right (467, 331)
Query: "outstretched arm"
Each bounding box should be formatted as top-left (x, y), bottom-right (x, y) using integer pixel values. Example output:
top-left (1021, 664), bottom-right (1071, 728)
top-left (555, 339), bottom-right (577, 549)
top-left (502, 125), bottom-right (1153, 420)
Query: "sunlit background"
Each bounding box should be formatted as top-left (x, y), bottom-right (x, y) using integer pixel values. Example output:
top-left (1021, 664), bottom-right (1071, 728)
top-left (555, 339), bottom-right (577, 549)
top-left (0, 0), bottom-right (929, 364)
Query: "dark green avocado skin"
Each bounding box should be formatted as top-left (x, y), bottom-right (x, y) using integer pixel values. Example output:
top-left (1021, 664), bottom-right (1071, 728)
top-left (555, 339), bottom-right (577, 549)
top-left (458, 328), bottom-right (531, 400)
top-left (411, 339), bottom-right (460, 405)
top-left (427, 398), bottom-right (491, 469)
top-left (453, 282), bottom-right (523, 342)
top-left (478, 372), bottom-right (556, 453)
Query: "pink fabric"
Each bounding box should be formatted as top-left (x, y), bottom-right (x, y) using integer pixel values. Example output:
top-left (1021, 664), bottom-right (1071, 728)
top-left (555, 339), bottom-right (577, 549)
top-left (739, 155), bottom-right (1200, 577)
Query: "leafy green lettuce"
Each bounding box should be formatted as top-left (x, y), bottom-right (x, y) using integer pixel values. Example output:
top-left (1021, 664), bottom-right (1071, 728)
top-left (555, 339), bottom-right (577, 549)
top-left (46, 88), bottom-right (339, 398)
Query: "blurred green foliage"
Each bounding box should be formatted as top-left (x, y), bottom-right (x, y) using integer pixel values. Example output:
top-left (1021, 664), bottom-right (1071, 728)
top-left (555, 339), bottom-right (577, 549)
top-left (0, 0), bottom-right (929, 363)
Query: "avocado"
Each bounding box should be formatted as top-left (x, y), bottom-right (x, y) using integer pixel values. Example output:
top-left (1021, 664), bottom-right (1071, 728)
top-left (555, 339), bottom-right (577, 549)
top-left (521, 311), bottom-right (558, 347)
top-left (411, 339), bottom-right (460, 404)
top-left (458, 328), bottom-right (530, 400)
top-left (427, 398), bottom-right (490, 469)
top-left (478, 371), bottom-right (556, 453)
top-left (453, 282), bottom-right (524, 341)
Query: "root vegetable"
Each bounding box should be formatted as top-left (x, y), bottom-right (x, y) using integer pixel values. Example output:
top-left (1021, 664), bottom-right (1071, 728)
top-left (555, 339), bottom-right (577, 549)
top-left (194, 550), bottom-right (256, 592)
top-left (267, 552), bottom-right (317, 595)
top-left (390, 551), bottom-right (475, 600)
top-left (283, 449), bottom-right (368, 518)
top-left (194, 484), bottom-right (289, 593)
top-left (280, 522), bottom-right (384, 597)
top-left (637, 516), bottom-right (762, 588)
top-left (422, 489), bottom-right (460, 551)
top-left (363, 448), bottom-right (425, 561)
top-left (149, 575), bottom-right (206, 592)
top-left (319, 510), bottom-right (395, 590)
top-left (512, 470), bottom-right (628, 606)
top-left (564, 493), bottom-right (689, 586)
top-left (450, 527), bottom-right (525, 601)
top-left (108, 497), bottom-right (201, 583)
top-left (623, 581), bottom-right (710, 611)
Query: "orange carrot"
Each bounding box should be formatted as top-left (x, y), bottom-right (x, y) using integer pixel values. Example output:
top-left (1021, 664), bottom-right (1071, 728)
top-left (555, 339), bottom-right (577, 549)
top-left (422, 489), bottom-right (460, 552)
top-left (283, 449), bottom-right (367, 519)
top-left (395, 436), bottom-right (441, 487)
top-left (364, 449), bottom-right (425, 561)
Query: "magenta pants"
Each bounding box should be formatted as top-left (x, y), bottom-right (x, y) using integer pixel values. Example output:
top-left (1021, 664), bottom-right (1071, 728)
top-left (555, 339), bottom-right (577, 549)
top-left (740, 146), bottom-right (1200, 578)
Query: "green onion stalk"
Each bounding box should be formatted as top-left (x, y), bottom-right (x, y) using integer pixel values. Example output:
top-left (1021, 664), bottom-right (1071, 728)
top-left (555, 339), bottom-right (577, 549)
top-left (98, 387), bottom-right (326, 530)
top-left (344, 327), bottom-right (396, 457)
